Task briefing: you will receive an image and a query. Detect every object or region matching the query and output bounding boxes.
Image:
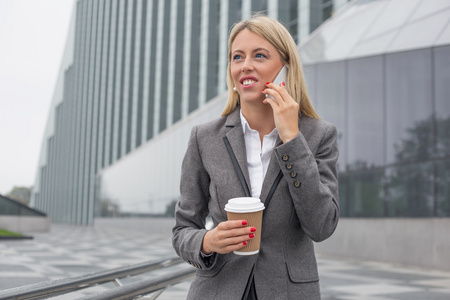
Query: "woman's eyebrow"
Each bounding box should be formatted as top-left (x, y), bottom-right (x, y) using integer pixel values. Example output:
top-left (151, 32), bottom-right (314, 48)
top-left (231, 49), bottom-right (245, 55)
top-left (253, 47), bottom-right (269, 53)
top-left (231, 47), bottom-right (270, 55)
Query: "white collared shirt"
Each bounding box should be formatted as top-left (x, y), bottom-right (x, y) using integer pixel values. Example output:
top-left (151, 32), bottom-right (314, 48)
top-left (240, 111), bottom-right (278, 198)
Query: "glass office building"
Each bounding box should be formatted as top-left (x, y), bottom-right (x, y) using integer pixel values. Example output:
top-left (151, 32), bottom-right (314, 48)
top-left (300, 0), bottom-right (450, 270)
top-left (31, 0), bottom-right (345, 225)
top-left (300, 0), bottom-right (450, 218)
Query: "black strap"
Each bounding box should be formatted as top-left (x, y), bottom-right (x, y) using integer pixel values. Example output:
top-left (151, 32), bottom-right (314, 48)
top-left (223, 136), bottom-right (251, 197)
top-left (223, 135), bottom-right (284, 211)
top-left (264, 170), bottom-right (283, 213)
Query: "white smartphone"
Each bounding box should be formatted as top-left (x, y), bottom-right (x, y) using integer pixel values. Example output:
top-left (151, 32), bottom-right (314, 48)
top-left (267, 65), bottom-right (288, 101)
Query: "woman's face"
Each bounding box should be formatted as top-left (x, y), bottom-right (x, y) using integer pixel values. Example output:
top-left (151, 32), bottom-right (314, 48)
top-left (230, 29), bottom-right (284, 105)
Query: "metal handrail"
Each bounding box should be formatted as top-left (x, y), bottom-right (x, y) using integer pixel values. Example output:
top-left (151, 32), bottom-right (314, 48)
top-left (79, 268), bottom-right (195, 300)
top-left (0, 256), bottom-right (194, 300)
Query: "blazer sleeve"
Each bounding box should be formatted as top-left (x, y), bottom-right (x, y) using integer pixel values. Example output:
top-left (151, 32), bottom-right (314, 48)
top-left (274, 122), bottom-right (339, 242)
top-left (172, 126), bottom-right (217, 270)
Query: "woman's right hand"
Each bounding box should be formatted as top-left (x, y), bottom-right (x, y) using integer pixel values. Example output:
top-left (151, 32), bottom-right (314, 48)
top-left (201, 220), bottom-right (256, 254)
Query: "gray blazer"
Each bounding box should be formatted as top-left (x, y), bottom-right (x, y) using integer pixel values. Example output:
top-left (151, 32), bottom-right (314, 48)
top-left (173, 107), bottom-right (339, 300)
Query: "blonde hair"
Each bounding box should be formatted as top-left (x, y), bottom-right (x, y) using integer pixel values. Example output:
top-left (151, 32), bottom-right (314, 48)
top-left (222, 14), bottom-right (319, 119)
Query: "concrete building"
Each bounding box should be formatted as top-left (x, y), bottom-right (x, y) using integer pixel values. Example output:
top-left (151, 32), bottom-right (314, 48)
top-left (31, 0), bottom-right (346, 225)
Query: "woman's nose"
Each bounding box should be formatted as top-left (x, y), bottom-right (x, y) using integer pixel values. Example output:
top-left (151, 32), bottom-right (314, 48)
top-left (241, 59), bottom-right (254, 72)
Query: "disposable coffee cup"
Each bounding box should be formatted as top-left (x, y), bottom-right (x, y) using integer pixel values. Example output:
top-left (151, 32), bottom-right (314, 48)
top-left (224, 197), bottom-right (265, 255)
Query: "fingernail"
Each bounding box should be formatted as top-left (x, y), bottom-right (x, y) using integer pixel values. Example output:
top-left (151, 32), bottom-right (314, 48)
top-left (250, 227), bottom-right (256, 232)
top-left (243, 241), bottom-right (247, 246)
top-left (266, 82), bottom-right (270, 85)
top-left (249, 233), bottom-right (255, 238)
top-left (262, 89), bottom-right (265, 92)
top-left (282, 82), bottom-right (285, 86)
top-left (242, 220), bottom-right (248, 225)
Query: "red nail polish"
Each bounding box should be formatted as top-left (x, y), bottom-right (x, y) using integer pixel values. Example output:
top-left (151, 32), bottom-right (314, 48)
top-left (243, 241), bottom-right (247, 246)
top-left (262, 89), bottom-right (265, 92)
top-left (266, 82), bottom-right (270, 85)
top-left (250, 227), bottom-right (256, 232)
top-left (282, 82), bottom-right (285, 86)
top-left (249, 233), bottom-right (255, 238)
top-left (242, 220), bottom-right (248, 225)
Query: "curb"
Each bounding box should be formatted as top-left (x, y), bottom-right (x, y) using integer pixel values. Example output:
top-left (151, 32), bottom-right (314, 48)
top-left (0, 235), bottom-right (34, 240)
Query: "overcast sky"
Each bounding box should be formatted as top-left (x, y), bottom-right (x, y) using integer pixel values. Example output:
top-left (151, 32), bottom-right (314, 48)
top-left (0, 0), bottom-right (74, 194)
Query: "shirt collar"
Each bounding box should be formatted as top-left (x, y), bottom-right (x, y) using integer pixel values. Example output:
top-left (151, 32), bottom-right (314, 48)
top-left (240, 110), bottom-right (251, 134)
top-left (240, 110), bottom-right (278, 136)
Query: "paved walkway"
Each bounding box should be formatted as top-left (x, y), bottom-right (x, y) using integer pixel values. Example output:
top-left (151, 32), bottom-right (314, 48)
top-left (1, 218), bottom-right (450, 299)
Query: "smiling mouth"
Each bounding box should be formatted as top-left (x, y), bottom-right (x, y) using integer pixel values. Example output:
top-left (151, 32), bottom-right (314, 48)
top-left (240, 77), bottom-right (258, 87)
top-left (242, 79), bottom-right (256, 86)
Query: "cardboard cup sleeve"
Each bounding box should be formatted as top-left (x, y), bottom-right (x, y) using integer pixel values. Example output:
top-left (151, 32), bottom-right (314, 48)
top-left (225, 197), bottom-right (265, 255)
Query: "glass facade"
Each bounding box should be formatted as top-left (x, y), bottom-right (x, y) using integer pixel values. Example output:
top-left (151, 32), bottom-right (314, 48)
top-left (31, 0), bottom-right (349, 224)
top-left (34, 0), bottom-right (449, 224)
top-left (96, 95), bottom-right (228, 215)
top-left (301, 0), bottom-right (450, 217)
top-left (0, 195), bottom-right (47, 217)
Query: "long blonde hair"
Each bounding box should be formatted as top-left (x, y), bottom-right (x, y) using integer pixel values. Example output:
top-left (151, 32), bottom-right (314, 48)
top-left (222, 14), bottom-right (319, 119)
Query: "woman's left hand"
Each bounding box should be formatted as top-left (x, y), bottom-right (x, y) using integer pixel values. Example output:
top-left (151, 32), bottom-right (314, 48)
top-left (263, 82), bottom-right (299, 143)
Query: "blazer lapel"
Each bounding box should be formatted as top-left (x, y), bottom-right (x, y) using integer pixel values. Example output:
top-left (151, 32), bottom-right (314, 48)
top-left (224, 108), bottom-right (252, 196)
top-left (223, 108), bottom-right (288, 204)
top-left (260, 137), bottom-right (283, 205)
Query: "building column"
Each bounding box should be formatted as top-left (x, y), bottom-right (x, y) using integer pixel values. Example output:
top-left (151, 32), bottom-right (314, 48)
top-left (218, 0), bottom-right (228, 94)
top-left (166, 0), bottom-right (178, 128)
top-left (130, 0), bottom-right (143, 151)
top-left (268, 0), bottom-right (278, 20)
top-left (181, 0), bottom-right (192, 119)
top-left (242, 0), bottom-right (251, 20)
top-left (141, 0), bottom-right (153, 143)
top-left (198, 0), bottom-right (209, 107)
top-left (298, 0), bottom-right (310, 43)
top-left (153, 0), bottom-right (165, 136)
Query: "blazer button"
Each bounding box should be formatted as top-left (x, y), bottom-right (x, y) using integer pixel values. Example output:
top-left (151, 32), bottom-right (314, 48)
top-left (290, 171), bottom-right (297, 178)
top-left (282, 155), bottom-right (289, 161)
top-left (293, 181), bottom-right (301, 188)
top-left (286, 163), bottom-right (293, 170)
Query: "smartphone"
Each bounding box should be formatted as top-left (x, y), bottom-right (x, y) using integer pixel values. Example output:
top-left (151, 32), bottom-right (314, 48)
top-left (267, 65), bottom-right (288, 101)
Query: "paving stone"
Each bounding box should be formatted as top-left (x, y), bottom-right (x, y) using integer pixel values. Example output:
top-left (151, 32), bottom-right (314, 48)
top-left (0, 218), bottom-right (449, 300)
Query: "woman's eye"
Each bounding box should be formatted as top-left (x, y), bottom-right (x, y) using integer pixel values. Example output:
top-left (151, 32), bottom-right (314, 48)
top-left (255, 53), bottom-right (266, 59)
top-left (233, 54), bottom-right (242, 61)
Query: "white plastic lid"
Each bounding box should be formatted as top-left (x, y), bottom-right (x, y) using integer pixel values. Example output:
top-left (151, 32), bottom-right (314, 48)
top-left (224, 197), bottom-right (265, 213)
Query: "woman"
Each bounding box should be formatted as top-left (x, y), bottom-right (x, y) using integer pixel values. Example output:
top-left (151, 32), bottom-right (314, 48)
top-left (173, 14), bottom-right (339, 300)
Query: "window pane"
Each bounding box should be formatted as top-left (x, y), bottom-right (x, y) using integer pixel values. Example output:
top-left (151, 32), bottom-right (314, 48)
top-left (434, 45), bottom-right (450, 157)
top-left (347, 169), bottom-right (385, 217)
top-left (251, 0), bottom-right (267, 13)
top-left (0, 199), bottom-right (19, 215)
top-left (385, 49), bottom-right (433, 164)
top-left (363, 0), bottom-right (420, 40)
top-left (436, 21), bottom-right (450, 46)
top-left (385, 163), bottom-right (434, 217)
top-left (316, 61), bottom-right (347, 172)
top-left (303, 64), bottom-right (317, 108)
top-left (338, 174), bottom-right (349, 217)
top-left (347, 56), bottom-right (384, 170)
top-left (388, 8), bottom-right (450, 53)
top-left (436, 160), bottom-right (450, 217)
top-left (351, 30), bottom-right (397, 58)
